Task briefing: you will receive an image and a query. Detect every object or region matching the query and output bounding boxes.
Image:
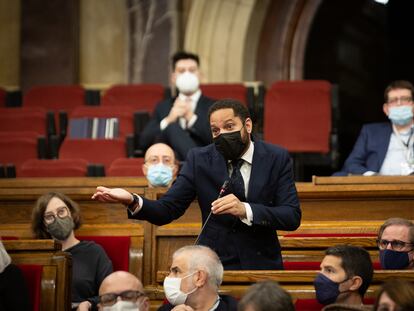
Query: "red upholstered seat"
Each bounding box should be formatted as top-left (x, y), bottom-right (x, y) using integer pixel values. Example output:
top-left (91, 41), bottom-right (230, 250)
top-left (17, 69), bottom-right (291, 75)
top-left (69, 106), bottom-right (135, 139)
top-left (59, 139), bottom-right (126, 170)
top-left (106, 157), bottom-right (146, 177)
top-left (18, 158), bottom-right (88, 177)
top-left (18, 264), bottom-right (42, 311)
top-left (0, 88), bottom-right (6, 106)
top-left (24, 85), bottom-right (85, 111)
top-left (0, 135), bottom-right (39, 167)
top-left (0, 107), bottom-right (48, 136)
top-left (200, 83), bottom-right (249, 106)
top-left (101, 84), bottom-right (165, 113)
top-left (284, 233), bottom-right (377, 237)
top-left (78, 236), bottom-right (130, 272)
top-left (295, 299), bottom-right (324, 310)
top-left (264, 80), bottom-right (332, 153)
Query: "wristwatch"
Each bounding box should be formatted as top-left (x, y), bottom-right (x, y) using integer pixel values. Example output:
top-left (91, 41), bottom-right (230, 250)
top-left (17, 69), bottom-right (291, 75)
top-left (126, 193), bottom-right (139, 211)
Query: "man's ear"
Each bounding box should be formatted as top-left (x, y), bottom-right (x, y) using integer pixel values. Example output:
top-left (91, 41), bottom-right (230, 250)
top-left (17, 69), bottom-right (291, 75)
top-left (194, 270), bottom-right (208, 288)
top-left (245, 117), bottom-right (253, 134)
top-left (383, 103), bottom-right (389, 116)
top-left (141, 297), bottom-right (150, 311)
top-left (348, 276), bottom-right (363, 292)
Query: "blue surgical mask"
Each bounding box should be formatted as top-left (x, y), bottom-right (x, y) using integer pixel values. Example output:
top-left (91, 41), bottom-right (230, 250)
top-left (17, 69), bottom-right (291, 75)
top-left (380, 249), bottom-right (410, 269)
top-left (314, 273), bottom-right (348, 305)
top-left (147, 164), bottom-right (173, 187)
top-left (388, 105), bottom-right (413, 126)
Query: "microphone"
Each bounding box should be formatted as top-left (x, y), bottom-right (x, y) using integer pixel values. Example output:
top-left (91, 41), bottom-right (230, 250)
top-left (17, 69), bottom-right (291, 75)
top-left (194, 180), bottom-right (229, 245)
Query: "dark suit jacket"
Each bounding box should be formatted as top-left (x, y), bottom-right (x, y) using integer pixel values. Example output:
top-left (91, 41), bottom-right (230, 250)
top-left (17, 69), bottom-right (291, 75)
top-left (139, 95), bottom-right (216, 151)
top-left (334, 122), bottom-right (392, 175)
top-left (157, 295), bottom-right (238, 311)
top-left (129, 140), bottom-right (301, 270)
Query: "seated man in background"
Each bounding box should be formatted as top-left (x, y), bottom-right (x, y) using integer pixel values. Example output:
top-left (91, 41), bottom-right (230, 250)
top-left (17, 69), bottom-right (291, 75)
top-left (159, 245), bottom-right (238, 311)
top-left (143, 143), bottom-right (179, 187)
top-left (314, 245), bottom-right (373, 310)
top-left (237, 281), bottom-right (294, 311)
top-left (377, 217), bottom-right (414, 269)
top-left (335, 80), bottom-right (414, 176)
top-left (139, 51), bottom-right (216, 161)
top-left (98, 271), bottom-right (149, 311)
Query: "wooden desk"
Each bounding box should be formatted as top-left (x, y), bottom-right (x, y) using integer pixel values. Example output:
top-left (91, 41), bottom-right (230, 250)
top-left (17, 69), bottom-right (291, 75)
top-left (0, 177), bottom-right (147, 224)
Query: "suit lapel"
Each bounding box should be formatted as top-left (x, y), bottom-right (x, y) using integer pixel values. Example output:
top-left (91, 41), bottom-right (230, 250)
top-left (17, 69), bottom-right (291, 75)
top-left (248, 141), bottom-right (268, 201)
top-left (377, 123), bottom-right (393, 168)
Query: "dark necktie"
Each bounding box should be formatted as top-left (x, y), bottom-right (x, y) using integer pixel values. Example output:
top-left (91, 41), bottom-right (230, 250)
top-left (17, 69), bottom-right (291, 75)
top-left (229, 159), bottom-right (246, 201)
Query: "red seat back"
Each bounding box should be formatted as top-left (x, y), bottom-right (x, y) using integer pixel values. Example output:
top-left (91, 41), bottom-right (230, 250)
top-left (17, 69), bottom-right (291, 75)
top-left (200, 83), bottom-right (248, 105)
top-left (101, 84), bottom-right (165, 113)
top-left (264, 80), bottom-right (332, 153)
top-left (18, 264), bottom-right (42, 311)
top-left (24, 85), bottom-right (85, 111)
top-left (107, 157), bottom-right (146, 177)
top-left (0, 135), bottom-right (38, 166)
top-left (0, 88), bottom-right (7, 106)
top-left (0, 107), bottom-right (47, 136)
top-left (68, 106), bottom-right (135, 139)
top-left (59, 139), bottom-right (126, 169)
top-left (78, 236), bottom-right (130, 272)
top-left (18, 158), bottom-right (88, 177)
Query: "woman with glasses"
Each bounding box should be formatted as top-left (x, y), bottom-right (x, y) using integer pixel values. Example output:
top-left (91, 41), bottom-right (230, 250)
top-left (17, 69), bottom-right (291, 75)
top-left (31, 192), bottom-right (113, 311)
top-left (377, 217), bottom-right (414, 270)
top-left (373, 279), bottom-right (414, 311)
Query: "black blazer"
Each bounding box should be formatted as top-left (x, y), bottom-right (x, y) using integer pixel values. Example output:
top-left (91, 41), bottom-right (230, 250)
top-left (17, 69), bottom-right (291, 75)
top-left (139, 95), bottom-right (216, 150)
top-left (129, 140), bottom-right (301, 269)
top-left (157, 295), bottom-right (238, 311)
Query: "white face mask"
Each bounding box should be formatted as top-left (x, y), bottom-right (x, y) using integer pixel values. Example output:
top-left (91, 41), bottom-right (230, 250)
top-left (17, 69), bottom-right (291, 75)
top-left (163, 272), bottom-right (198, 305)
top-left (175, 71), bottom-right (199, 94)
top-left (102, 300), bottom-right (140, 311)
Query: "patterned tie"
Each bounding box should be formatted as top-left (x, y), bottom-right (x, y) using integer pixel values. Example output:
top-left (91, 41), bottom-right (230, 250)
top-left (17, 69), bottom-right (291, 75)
top-left (229, 159), bottom-right (246, 201)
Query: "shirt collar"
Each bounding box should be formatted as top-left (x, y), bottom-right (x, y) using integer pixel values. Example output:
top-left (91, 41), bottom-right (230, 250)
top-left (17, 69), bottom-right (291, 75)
top-left (178, 89), bottom-right (202, 103)
top-left (241, 139), bottom-right (254, 165)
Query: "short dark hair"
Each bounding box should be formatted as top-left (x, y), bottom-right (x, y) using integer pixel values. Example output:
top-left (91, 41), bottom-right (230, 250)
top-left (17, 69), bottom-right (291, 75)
top-left (378, 217), bottom-right (414, 244)
top-left (171, 51), bottom-right (200, 70)
top-left (208, 99), bottom-right (251, 122)
top-left (325, 245), bottom-right (373, 298)
top-left (238, 281), bottom-right (294, 311)
top-left (31, 192), bottom-right (82, 239)
top-left (384, 80), bottom-right (414, 102)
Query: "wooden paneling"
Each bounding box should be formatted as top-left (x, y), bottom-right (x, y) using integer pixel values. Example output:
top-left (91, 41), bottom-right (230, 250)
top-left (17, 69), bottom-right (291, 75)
top-left (4, 240), bottom-right (72, 311)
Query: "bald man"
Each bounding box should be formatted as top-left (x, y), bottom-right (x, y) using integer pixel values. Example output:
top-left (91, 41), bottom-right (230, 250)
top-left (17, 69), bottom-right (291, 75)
top-left (98, 271), bottom-right (149, 311)
top-left (142, 143), bottom-right (179, 187)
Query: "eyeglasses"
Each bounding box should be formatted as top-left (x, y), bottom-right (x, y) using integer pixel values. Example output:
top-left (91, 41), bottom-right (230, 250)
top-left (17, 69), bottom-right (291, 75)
top-left (145, 155), bottom-right (174, 166)
top-left (99, 290), bottom-right (145, 306)
top-left (377, 239), bottom-right (413, 251)
top-left (387, 96), bottom-right (413, 105)
top-left (43, 206), bottom-right (69, 224)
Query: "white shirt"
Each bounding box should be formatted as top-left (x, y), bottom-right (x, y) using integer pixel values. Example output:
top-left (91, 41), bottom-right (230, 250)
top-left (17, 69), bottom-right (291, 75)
top-left (377, 127), bottom-right (414, 175)
top-left (160, 90), bottom-right (201, 130)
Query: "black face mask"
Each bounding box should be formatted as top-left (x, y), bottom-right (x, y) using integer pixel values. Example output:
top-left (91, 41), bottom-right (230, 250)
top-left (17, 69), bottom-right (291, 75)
top-left (213, 129), bottom-right (248, 161)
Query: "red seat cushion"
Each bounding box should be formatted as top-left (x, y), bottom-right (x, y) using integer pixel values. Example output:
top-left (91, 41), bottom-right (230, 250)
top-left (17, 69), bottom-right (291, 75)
top-left (78, 236), bottom-right (130, 272)
top-left (284, 233), bottom-right (377, 237)
top-left (295, 299), bottom-right (324, 310)
top-left (18, 264), bottom-right (42, 311)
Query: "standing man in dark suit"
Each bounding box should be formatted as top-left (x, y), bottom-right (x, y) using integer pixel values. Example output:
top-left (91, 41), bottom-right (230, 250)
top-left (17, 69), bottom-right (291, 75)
top-left (139, 51), bottom-right (216, 160)
top-left (93, 99), bottom-right (301, 270)
top-left (335, 80), bottom-right (414, 176)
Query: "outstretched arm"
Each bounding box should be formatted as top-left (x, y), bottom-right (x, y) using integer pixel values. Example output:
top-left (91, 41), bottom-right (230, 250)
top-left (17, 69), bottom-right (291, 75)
top-left (91, 186), bottom-right (133, 205)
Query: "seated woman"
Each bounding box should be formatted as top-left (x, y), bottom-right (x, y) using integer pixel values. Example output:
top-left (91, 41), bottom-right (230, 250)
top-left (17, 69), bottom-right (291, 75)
top-left (0, 240), bottom-right (31, 311)
top-left (31, 192), bottom-right (113, 311)
top-left (374, 279), bottom-right (414, 311)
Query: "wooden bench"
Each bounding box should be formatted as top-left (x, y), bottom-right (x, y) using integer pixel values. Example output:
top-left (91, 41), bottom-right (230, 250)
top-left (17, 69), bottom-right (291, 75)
top-left (144, 270), bottom-right (414, 310)
top-left (0, 177), bottom-right (147, 224)
top-left (0, 223), bottom-right (145, 281)
top-left (4, 239), bottom-right (71, 311)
